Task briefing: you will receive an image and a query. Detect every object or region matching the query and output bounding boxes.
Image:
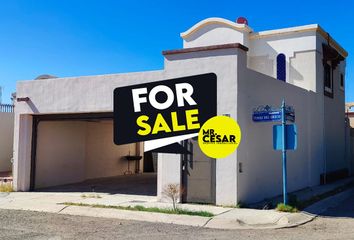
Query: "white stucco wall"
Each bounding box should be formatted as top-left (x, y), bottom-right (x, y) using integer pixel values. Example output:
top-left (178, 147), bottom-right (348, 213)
top-left (0, 112), bottom-right (14, 172)
top-left (183, 24), bottom-right (248, 48)
top-left (13, 114), bottom-right (32, 190)
top-left (14, 44), bottom-right (247, 205)
top-left (181, 18), bottom-right (251, 48)
top-left (164, 47), bottom-right (245, 205)
top-left (237, 69), bottom-right (323, 203)
top-left (248, 31), bottom-right (317, 92)
top-left (13, 70), bottom-right (167, 191)
top-left (15, 70), bottom-right (165, 115)
top-left (157, 153), bottom-right (181, 202)
top-left (323, 65), bottom-right (346, 173)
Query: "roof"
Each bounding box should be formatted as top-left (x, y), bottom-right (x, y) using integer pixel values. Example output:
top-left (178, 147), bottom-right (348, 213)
top-left (162, 43), bottom-right (248, 56)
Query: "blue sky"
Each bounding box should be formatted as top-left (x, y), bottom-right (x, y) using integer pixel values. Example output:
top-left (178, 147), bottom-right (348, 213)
top-left (0, 0), bottom-right (353, 104)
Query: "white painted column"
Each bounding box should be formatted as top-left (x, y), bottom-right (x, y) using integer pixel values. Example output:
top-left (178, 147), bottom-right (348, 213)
top-left (13, 114), bottom-right (33, 191)
top-left (157, 153), bottom-right (181, 202)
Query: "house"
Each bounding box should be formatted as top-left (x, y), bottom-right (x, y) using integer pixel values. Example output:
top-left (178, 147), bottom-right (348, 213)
top-left (12, 17), bottom-right (349, 205)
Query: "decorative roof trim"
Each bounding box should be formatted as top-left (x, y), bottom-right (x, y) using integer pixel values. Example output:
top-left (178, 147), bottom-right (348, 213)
top-left (181, 17), bottom-right (252, 39)
top-left (250, 24), bottom-right (348, 58)
top-left (316, 26), bottom-right (348, 58)
top-left (162, 43), bottom-right (248, 56)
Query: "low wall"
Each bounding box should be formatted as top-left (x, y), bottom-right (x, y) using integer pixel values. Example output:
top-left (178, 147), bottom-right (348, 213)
top-left (0, 112), bottom-right (14, 172)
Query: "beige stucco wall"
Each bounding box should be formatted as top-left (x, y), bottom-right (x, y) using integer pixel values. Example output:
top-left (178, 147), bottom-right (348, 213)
top-left (85, 121), bottom-right (141, 179)
top-left (349, 116), bottom-right (354, 128)
top-left (0, 112), bottom-right (14, 172)
top-left (35, 120), bottom-right (140, 189)
top-left (35, 121), bottom-right (86, 188)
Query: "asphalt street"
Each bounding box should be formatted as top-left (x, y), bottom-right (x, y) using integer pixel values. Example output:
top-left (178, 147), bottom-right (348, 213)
top-left (0, 191), bottom-right (353, 240)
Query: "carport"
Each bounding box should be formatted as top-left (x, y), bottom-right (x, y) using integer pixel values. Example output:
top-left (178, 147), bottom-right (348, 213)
top-left (30, 113), bottom-right (157, 196)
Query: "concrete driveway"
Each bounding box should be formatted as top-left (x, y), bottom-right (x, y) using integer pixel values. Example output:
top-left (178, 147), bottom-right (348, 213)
top-left (36, 173), bottom-right (157, 196)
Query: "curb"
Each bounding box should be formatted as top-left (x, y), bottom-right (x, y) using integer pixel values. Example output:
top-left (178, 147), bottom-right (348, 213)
top-left (204, 212), bottom-right (315, 230)
top-left (0, 187), bottom-right (353, 230)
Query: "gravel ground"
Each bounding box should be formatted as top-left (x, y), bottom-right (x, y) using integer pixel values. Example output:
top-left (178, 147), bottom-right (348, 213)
top-left (0, 192), bottom-right (353, 240)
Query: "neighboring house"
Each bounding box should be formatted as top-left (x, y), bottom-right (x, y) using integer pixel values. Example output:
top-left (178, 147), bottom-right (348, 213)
top-left (0, 104), bottom-right (14, 173)
top-left (346, 103), bottom-right (354, 174)
top-left (12, 17), bottom-right (349, 205)
top-left (346, 102), bottom-right (354, 128)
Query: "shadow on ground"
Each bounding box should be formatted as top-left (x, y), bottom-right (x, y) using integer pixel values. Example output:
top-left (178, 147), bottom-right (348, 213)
top-left (35, 173), bottom-right (157, 196)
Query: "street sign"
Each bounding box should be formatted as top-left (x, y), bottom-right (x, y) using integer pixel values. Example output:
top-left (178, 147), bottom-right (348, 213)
top-left (252, 105), bottom-right (295, 122)
top-left (273, 124), bottom-right (297, 150)
top-left (252, 101), bottom-right (296, 205)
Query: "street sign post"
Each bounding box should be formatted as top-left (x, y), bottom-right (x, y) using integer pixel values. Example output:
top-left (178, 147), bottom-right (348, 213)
top-left (281, 100), bottom-right (288, 205)
top-left (252, 100), bottom-right (297, 205)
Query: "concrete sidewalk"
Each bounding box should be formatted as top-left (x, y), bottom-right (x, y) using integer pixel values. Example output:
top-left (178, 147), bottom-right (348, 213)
top-left (1, 178), bottom-right (353, 230)
top-left (0, 191), bottom-right (313, 230)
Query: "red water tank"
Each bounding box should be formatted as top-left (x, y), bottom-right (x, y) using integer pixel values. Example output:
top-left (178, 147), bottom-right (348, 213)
top-left (236, 17), bottom-right (248, 25)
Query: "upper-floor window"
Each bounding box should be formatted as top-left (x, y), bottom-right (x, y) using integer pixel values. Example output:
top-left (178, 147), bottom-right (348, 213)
top-left (324, 62), bottom-right (333, 98)
top-left (276, 53), bottom-right (286, 82)
top-left (340, 73), bottom-right (344, 91)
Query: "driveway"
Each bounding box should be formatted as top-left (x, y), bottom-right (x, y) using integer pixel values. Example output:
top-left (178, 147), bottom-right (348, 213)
top-left (36, 173), bottom-right (157, 196)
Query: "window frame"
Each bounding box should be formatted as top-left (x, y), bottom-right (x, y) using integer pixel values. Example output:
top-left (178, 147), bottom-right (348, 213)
top-left (324, 61), bottom-right (334, 98)
top-left (340, 73), bottom-right (344, 91)
top-left (276, 53), bottom-right (286, 82)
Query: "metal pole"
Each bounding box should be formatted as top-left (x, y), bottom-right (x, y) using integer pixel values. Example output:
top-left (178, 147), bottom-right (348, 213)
top-left (281, 99), bottom-right (288, 205)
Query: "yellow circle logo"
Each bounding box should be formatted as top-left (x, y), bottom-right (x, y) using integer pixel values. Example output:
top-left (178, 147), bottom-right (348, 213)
top-left (198, 116), bottom-right (241, 158)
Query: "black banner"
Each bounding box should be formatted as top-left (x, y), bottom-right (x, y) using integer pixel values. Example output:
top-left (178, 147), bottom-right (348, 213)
top-left (114, 73), bottom-right (217, 145)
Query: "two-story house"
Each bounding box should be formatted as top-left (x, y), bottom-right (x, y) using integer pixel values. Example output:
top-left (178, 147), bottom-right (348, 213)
top-left (12, 17), bottom-right (348, 205)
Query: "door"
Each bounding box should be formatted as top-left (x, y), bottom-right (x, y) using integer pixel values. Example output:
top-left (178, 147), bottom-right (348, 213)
top-left (181, 137), bottom-right (215, 204)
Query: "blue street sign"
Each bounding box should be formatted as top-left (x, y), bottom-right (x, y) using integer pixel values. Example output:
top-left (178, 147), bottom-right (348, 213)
top-left (273, 124), bottom-right (297, 150)
top-left (252, 105), bottom-right (295, 122)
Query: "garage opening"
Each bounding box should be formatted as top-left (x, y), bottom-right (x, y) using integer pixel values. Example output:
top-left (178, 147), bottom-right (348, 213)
top-left (30, 113), bottom-right (157, 196)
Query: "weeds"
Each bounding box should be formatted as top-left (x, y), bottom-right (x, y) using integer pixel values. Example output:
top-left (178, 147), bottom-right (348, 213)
top-left (61, 202), bottom-right (214, 217)
top-left (0, 183), bottom-right (13, 192)
top-left (81, 194), bottom-right (102, 199)
top-left (276, 203), bottom-right (298, 213)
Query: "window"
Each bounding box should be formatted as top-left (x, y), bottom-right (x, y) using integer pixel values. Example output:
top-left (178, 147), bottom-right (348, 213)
top-left (277, 53), bottom-right (286, 82)
top-left (324, 62), bottom-right (333, 97)
top-left (340, 73), bottom-right (344, 90)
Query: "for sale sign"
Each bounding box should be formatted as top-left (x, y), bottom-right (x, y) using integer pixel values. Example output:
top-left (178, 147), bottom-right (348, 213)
top-left (114, 73), bottom-right (217, 145)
